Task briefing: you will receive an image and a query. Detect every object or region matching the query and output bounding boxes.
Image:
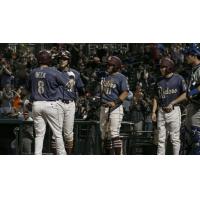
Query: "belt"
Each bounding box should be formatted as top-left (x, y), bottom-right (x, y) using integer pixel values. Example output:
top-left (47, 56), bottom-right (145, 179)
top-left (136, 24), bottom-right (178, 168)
top-left (61, 99), bottom-right (74, 104)
top-left (161, 105), bottom-right (179, 113)
top-left (101, 103), bottom-right (109, 107)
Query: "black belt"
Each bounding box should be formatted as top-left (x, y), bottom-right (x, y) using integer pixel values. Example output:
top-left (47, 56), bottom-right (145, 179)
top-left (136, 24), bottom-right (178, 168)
top-left (101, 103), bottom-right (109, 107)
top-left (61, 99), bottom-right (73, 104)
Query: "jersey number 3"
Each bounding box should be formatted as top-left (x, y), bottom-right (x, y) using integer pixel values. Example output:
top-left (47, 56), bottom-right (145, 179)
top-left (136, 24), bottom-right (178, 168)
top-left (38, 80), bottom-right (45, 94)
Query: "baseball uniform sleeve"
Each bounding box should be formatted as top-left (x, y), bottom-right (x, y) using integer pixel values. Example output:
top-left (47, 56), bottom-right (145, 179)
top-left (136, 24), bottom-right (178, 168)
top-left (179, 76), bottom-right (187, 93)
top-left (119, 76), bottom-right (129, 92)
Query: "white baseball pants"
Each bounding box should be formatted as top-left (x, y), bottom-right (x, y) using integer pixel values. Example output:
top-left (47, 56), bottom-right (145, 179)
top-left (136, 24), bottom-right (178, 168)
top-left (157, 106), bottom-right (181, 155)
top-left (100, 105), bottom-right (124, 140)
top-left (57, 101), bottom-right (75, 142)
top-left (32, 101), bottom-right (66, 155)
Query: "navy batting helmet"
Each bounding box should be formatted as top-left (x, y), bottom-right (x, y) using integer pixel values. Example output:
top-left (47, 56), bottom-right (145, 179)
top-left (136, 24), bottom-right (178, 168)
top-left (59, 50), bottom-right (71, 62)
top-left (107, 56), bottom-right (122, 72)
top-left (37, 50), bottom-right (51, 65)
top-left (160, 57), bottom-right (175, 74)
top-left (183, 44), bottom-right (200, 56)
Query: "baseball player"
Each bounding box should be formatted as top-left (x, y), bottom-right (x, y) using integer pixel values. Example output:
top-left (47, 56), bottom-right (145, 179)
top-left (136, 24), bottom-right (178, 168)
top-left (99, 56), bottom-right (129, 155)
top-left (184, 44), bottom-right (200, 154)
top-left (56, 50), bottom-right (84, 154)
top-left (152, 57), bottom-right (187, 155)
top-left (27, 50), bottom-right (69, 155)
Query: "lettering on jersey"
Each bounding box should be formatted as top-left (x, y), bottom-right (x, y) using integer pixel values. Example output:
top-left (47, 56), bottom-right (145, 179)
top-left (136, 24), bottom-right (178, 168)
top-left (158, 87), bottom-right (178, 98)
top-left (66, 72), bottom-right (76, 92)
top-left (101, 79), bottom-right (116, 95)
top-left (35, 72), bottom-right (46, 79)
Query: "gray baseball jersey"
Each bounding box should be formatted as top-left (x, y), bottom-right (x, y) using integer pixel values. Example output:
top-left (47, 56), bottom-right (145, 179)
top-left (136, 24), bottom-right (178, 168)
top-left (187, 64), bottom-right (200, 104)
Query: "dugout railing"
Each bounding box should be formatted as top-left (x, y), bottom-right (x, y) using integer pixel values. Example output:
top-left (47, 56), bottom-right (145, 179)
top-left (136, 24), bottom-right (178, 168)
top-left (0, 119), bottom-right (156, 155)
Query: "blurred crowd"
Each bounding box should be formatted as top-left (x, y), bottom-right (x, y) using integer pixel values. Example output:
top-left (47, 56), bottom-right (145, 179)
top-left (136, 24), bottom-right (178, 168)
top-left (0, 43), bottom-right (190, 134)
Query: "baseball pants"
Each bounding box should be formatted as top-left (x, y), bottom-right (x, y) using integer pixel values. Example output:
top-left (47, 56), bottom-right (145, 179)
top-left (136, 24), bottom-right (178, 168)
top-left (157, 106), bottom-right (181, 155)
top-left (32, 101), bottom-right (66, 155)
top-left (185, 103), bottom-right (200, 154)
top-left (100, 105), bottom-right (124, 140)
top-left (57, 101), bottom-right (75, 142)
top-left (185, 103), bottom-right (200, 131)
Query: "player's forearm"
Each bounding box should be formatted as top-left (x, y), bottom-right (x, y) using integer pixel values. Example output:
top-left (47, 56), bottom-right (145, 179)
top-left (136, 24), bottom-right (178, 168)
top-left (170, 92), bottom-right (187, 106)
top-left (119, 91), bottom-right (129, 102)
top-left (107, 91), bottom-right (128, 109)
top-left (152, 98), bottom-right (157, 113)
top-left (3, 66), bottom-right (12, 75)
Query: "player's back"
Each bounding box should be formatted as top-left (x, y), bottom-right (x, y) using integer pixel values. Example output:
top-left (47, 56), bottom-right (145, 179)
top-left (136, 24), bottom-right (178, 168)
top-left (28, 67), bottom-right (67, 101)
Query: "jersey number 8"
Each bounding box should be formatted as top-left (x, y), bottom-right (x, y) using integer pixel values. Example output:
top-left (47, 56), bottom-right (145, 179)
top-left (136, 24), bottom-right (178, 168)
top-left (38, 80), bottom-right (45, 94)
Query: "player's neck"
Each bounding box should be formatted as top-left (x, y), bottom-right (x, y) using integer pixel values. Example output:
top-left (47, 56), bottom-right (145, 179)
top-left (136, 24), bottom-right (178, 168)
top-left (193, 60), bottom-right (200, 67)
top-left (64, 66), bottom-right (70, 71)
top-left (165, 73), bottom-right (173, 78)
top-left (110, 71), bottom-right (119, 75)
top-left (40, 64), bottom-right (48, 68)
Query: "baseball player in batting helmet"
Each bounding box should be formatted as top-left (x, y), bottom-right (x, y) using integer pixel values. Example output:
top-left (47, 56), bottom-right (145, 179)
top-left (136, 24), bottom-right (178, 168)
top-left (152, 56), bottom-right (187, 155)
top-left (27, 50), bottom-right (69, 155)
top-left (53, 50), bottom-right (85, 155)
top-left (99, 56), bottom-right (129, 155)
top-left (183, 44), bottom-right (200, 154)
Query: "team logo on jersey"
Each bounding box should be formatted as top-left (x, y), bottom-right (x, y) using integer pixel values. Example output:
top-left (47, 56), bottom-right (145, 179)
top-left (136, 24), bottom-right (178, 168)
top-left (101, 79), bottom-right (116, 95)
top-left (158, 87), bottom-right (178, 98)
top-left (66, 71), bottom-right (76, 92)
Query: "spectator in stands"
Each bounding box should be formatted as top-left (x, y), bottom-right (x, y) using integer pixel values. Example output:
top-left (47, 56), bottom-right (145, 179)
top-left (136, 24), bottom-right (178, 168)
top-left (130, 84), bottom-right (145, 133)
top-left (12, 86), bottom-right (24, 114)
top-left (0, 83), bottom-right (14, 116)
top-left (0, 59), bottom-right (14, 89)
top-left (11, 111), bottom-right (34, 154)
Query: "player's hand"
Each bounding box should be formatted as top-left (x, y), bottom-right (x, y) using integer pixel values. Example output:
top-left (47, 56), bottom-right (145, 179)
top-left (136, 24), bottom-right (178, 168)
top-left (151, 112), bottom-right (157, 122)
top-left (163, 104), bottom-right (173, 113)
top-left (106, 101), bottom-right (116, 108)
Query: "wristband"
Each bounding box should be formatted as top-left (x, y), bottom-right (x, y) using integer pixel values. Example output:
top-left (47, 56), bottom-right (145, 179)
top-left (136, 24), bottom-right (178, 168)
top-left (188, 88), bottom-right (200, 98)
top-left (114, 98), bottom-right (122, 106)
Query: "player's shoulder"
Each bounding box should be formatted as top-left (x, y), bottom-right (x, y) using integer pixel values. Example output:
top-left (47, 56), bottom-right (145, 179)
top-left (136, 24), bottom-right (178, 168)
top-left (69, 68), bottom-right (80, 76)
top-left (195, 65), bottom-right (200, 74)
top-left (47, 66), bottom-right (61, 73)
top-left (50, 66), bottom-right (59, 71)
top-left (41, 67), bottom-right (63, 79)
top-left (29, 67), bottom-right (40, 76)
top-left (115, 72), bottom-right (127, 80)
top-left (173, 73), bottom-right (185, 81)
top-left (31, 67), bottom-right (39, 73)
